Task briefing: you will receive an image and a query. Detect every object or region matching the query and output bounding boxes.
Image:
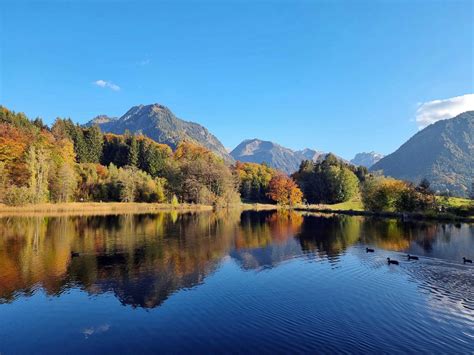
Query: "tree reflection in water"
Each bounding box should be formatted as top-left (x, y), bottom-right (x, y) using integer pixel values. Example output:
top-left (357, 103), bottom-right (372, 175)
top-left (0, 211), bottom-right (472, 308)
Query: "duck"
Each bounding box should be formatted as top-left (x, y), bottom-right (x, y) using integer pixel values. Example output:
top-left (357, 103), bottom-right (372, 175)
top-left (407, 254), bottom-right (419, 260)
top-left (463, 257), bottom-right (472, 264)
top-left (71, 251), bottom-right (80, 258)
top-left (387, 257), bottom-right (399, 265)
top-left (366, 248), bottom-right (375, 253)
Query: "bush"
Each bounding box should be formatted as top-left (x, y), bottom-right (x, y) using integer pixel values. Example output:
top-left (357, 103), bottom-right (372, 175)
top-left (3, 186), bottom-right (32, 206)
top-left (362, 176), bottom-right (438, 213)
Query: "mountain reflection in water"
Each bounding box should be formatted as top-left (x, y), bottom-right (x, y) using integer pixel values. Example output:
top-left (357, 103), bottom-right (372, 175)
top-left (0, 211), bottom-right (472, 308)
top-left (0, 211), bottom-right (472, 353)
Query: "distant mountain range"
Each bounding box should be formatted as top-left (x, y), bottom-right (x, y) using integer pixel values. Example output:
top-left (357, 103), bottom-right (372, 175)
top-left (298, 148), bottom-right (326, 162)
top-left (230, 139), bottom-right (348, 174)
top-left (350, 152), bottom-right (384, 168)
top-left (87, 103), bottom-right (473, 196)
top-left (230, 139), bottom-right (306, 173)
top-left (371, 111), bottom-right (474, 197)
top-left (87, 104), bottom-right (233, 162)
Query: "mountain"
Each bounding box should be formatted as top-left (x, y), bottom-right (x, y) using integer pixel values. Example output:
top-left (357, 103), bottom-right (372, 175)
top-left (87, 115), bottom-right (117, 126)
top-left (351, 152), bottom-right (384, 168)
top-left (297, 148), bottom-right (350, 165)
top-left (296, 148), bottom-right (325, 162)
top-left (371, 111), bottom-right (474, 197)
top-left (86, 104), bottom-right (233, 162)
top-left (230, 139), bottom-right (307, 174)
top-left (230, 139), bottom-right (347, 174)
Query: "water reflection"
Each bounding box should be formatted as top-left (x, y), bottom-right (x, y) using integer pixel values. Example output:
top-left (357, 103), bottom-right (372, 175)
top-left (0, 211), bottom-right (473, 309)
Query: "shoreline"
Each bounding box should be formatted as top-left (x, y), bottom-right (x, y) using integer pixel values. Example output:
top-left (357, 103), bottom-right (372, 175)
top-left (0, 202), bottom-right (279, 217)
top-left (0, 202), bottom-right (472, 223)
top-left (294, 206), bottom-right (474, 223)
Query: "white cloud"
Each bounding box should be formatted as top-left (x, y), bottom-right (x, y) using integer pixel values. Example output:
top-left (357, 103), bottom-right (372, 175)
top-left (93, 79), bottom-right (120, 91)
top-left (416, 94), bottom-right (474, 128)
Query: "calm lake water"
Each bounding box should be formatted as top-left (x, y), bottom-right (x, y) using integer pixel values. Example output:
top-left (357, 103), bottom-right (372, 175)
top-left (0, 210), bottom-right (473, 354)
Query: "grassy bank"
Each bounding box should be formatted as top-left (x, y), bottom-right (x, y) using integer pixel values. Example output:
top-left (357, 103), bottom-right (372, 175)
top-left (0, 201), bottom-right (279, 217)
top-left (304, 199), bottom-right (364, 211)
top-left (295, 197), bottom-right (474, 223)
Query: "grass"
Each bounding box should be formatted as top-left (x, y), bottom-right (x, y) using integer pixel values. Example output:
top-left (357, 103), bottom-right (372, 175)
top-left (298, 195), bottom-right (474, 221)
top-left (437, 196), bottom-right (473, 208)
top-left (0, 202), bottom-right (213, 216)
top-left (0, 201), bottom-right (279, 217)
top-left (302, 198), bottom-right (364, 212)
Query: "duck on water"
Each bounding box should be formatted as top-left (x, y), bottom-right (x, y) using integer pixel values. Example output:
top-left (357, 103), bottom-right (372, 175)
top-left (387, 258), bottom-right (399, 265)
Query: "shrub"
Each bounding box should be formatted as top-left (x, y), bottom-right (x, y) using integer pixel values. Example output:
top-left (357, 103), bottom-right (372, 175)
top-left (3, 186), bottom-right (32, 206)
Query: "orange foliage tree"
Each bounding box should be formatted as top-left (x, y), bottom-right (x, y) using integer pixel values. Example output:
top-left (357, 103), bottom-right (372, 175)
top-left (267, 174), bottom-right (303, 206)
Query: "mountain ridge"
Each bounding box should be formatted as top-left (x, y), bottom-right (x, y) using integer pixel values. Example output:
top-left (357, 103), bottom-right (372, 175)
top-left (351, 151), bottom-right (384, 168)
top-left (86, 103), bottom-right (233, 162)
top-left (371, 111), bottom-right (474, 196)
top-left (230, 138), bottom-right (347, 174)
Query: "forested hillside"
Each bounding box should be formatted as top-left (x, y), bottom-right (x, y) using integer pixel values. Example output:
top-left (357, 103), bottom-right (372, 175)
top-left (86, 103), bottom-right (233, 162)
top-left (371, 111), bottom-right (474, 197)
top-left (0, 106), bottom-right (303, 207)
top-left (0, 106), bottom-right (240, 206)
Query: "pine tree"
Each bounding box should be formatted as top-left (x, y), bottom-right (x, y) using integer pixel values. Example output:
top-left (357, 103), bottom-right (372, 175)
top-left (84, 125), bottom-right (103, 163)
top-left (128, 135), bottom-right (139, 167)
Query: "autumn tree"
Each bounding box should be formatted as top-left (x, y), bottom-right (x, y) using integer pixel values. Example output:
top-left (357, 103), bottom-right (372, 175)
top-left (27, 145), bottom-right (50, 203)
top-left (362, 176), bottom-right (409, 212)
top-left (234, 161), bottom-right (276, 202)
top-left (171, 142), bottom-right (240, 206)
top-left (267, 174), bottom-right (303, 206)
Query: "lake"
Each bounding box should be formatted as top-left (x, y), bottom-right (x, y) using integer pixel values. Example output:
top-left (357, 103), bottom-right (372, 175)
top-left (0, 210), bottom-right (473, 353)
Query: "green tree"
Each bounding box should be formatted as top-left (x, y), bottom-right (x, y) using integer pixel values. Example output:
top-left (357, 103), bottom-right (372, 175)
top-left (128, 135), bottom-right (139, 167)
top-left (293, 156), bottom-right (360, 204)
top-left (84, 125), bottom-right (103, 163)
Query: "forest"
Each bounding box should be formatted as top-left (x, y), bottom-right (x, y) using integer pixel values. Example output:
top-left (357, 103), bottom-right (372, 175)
top-left (0, 106), bottom-right (470, 216)
top-left (0, 106), bottom-right (301, 207)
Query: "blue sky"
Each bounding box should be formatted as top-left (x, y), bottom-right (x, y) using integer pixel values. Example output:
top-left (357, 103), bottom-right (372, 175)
top-left (1, 0), bottom-right (472, 159)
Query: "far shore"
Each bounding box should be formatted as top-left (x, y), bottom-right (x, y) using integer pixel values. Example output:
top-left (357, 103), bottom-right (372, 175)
top-left (0, 201), bottom-right (472, 223)
top-left (295, 206), bottom-right (474, 223)
top-left (0, 202), bottom-right (279, 217)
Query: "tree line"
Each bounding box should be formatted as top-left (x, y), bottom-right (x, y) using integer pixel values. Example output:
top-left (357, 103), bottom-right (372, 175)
top-left (0, 106), bottom-right (465, 214)
top-left (0, 107), bottom-right (303, 207)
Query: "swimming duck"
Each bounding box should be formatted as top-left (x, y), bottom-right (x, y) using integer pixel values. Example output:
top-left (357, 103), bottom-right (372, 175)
top-left (366, 248), bottom-right (375, 253)
top-left (463, 257), bottom-right (472, 264)
top-left (407, 255), bottom-right (419, 260)
top-left (387, 258), bottom-right (399, 265)
top-left (71, 251), bottom-right (80, 258)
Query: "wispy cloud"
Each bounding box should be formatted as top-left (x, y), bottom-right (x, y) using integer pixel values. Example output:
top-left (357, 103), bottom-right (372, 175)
top-left (93, 79), bottom-right (120, 91)
top-left (137, 59), bottom-right (151, 66)
top-left (416, 94), bottom-right (474, 128)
